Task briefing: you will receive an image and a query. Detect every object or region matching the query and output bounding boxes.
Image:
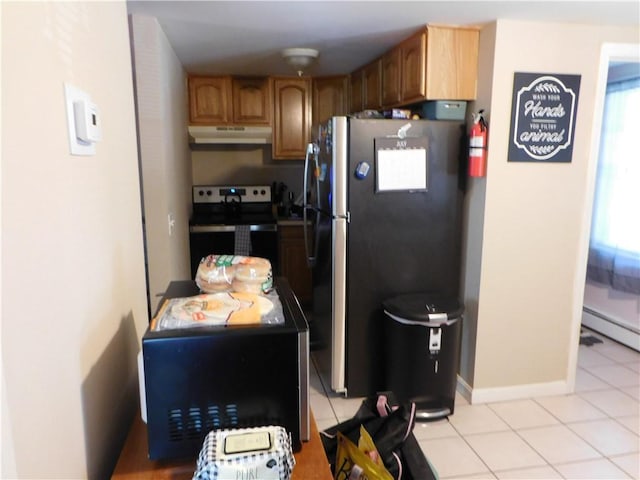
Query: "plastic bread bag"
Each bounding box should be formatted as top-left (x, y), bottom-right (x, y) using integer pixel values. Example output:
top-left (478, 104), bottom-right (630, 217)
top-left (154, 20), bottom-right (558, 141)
top-left (334, 432), bottom-right (393, 480)
top-left (195, 255), bottom-right (273, 295)
top-left (151, 290), bottom-right (285, 331)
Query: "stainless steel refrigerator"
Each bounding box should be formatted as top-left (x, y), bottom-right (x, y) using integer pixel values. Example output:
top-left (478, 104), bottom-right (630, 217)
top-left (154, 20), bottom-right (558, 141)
top-left (303, 116), bottom-right (464, 397)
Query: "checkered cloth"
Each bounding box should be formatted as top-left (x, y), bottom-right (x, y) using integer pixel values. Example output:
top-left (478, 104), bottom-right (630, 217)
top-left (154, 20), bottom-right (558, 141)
top-left (192, 426), bottom-right (295, 480)
top-left (234, 225), bottom-right (252, 256)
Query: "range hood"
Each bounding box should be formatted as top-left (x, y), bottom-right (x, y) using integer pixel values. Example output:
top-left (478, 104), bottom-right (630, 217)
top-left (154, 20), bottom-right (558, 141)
top-left (188, 125), bottom-right (272, 144)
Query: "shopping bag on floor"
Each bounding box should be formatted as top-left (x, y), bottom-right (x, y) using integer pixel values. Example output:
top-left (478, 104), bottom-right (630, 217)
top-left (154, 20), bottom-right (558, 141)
top-left (320, 392), bottom-right (437, 480)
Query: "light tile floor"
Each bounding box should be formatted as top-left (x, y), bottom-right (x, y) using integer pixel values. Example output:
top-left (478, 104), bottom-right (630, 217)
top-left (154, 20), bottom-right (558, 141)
top-left (309, 328), bottom-right (640, 479)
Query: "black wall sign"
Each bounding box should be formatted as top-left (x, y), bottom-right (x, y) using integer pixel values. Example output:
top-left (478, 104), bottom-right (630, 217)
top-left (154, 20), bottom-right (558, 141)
top-left (508, 72), bottom-right (581, 163)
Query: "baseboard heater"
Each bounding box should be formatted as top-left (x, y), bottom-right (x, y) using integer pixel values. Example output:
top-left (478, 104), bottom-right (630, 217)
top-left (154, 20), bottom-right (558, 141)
top-left (582, 306), bottom-right (639, 352)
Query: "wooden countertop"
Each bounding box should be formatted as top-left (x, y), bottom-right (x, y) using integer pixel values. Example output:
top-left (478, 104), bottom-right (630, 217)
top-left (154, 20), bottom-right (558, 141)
top-left (112, 411), bottom-right (333, 479)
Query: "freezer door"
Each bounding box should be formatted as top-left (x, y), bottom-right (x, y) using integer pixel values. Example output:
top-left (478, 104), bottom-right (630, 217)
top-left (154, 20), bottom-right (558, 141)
top-left (313, 116), bottom-right (348, 217)
top-left (331, 217), bottom-right (347, 393)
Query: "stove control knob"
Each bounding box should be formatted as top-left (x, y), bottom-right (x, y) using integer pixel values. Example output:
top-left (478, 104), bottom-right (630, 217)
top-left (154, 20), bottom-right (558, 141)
top-left (198, 190), bottom-right (205, 197)
top-left (206, 190), bottom-right (212, 196)
top-left (260, 189), bottom-right (266, 196)
top-left (253, 189), bottom-right (258, 195)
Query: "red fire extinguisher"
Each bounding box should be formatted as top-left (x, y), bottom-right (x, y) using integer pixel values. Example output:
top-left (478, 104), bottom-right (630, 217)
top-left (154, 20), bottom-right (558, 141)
top-left (469, 109), bottom-right (488, 177)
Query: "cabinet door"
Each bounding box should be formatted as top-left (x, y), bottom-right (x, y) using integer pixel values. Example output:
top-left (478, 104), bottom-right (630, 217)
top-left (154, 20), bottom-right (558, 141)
top-left (312, 76), bottom-right (348, 126)
top-left (272, 77), bottom-right (311, 160)
top-left (425, 26), bottom-right (479, 100)
top-left (279, 225), bottom-right (312, 305)
top-left (188, 76), bottom-right (232, 124)
top-left (349, 70), bottom-right (364, 113)
top-left (400, 31), bottom-right (427, 103)
top-left (232, 77), bottom-right (272, 125)
top-left (381, 48), bottom-right (402, 108)
top-left (362, 60), bottom-right (381, 110)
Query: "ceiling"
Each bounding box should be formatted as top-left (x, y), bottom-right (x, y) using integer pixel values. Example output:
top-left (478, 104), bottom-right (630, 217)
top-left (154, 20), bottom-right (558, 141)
top-left (126, 1), bottom-right (640, 77)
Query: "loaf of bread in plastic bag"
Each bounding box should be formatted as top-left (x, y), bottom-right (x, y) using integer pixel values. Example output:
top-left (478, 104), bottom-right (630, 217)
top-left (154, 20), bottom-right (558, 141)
top-left (195, 254), bottom-right (273, 295)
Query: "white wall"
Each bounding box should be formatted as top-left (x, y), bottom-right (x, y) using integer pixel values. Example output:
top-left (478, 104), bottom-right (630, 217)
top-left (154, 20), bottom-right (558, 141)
top-left (1, 2), bottom-right (148, 477)
top-left (129, 14), bottom-right (192, 314)
top-left (460, 20), bottom-right (639, 403)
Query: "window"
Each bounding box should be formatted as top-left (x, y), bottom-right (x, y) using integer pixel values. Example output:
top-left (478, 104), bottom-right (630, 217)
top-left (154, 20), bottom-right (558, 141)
top-left (587, 74), bottom-right (640, 294)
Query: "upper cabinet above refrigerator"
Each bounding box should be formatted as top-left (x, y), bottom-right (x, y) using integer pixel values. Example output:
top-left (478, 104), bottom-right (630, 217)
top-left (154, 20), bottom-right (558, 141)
top-left (378, 25), bottom-right (479, 107)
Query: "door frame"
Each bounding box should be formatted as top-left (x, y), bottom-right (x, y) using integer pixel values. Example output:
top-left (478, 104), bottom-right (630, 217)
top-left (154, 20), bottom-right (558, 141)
top-left (570, 43), bottom-right (640, 385)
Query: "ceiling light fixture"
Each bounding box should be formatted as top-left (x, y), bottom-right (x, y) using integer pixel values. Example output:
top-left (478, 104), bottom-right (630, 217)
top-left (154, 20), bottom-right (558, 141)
top-left (281, 48), bottom-right (319, 76)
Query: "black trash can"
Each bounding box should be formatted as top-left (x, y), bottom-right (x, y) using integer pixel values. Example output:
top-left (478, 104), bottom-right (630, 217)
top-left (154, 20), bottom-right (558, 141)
top-left (383, 293), bottom-right (463, 420)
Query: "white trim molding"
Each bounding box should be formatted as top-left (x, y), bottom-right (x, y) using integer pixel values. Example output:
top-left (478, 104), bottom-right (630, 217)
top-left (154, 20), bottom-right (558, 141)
top-left (457, 375), bottom-right (571, 404)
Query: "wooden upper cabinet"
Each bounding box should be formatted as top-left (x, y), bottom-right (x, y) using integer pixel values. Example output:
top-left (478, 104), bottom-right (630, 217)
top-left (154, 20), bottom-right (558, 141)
top-left (312, 76), bottom-right (348, 126)
top-left (375, 25), bottom-right (479, 107)
top-left (232, 77), bottom-right (272, 125)
top-left (349, 70), bottom-right (364, 113)
top-left (381, 48), bottom-right (402, 107)
top-left (425, 25), bottom-right (479, 100)
top-left (400, 31), bottom-right (428, 103)
top-left (188, 76), bottom-right (232, 124)
top-left (188, 75), bottom-right (272, 125)
top-left (272, 77), bottom-right (312, 160)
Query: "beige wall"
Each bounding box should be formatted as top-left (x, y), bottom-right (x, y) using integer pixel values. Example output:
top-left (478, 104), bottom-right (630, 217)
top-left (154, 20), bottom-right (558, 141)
top-left (130, 15), bottom-right (192, 313)
top-left (1, 2), bottom-right (147, 477)
top-left (460, 20), bottom-right (639, 402)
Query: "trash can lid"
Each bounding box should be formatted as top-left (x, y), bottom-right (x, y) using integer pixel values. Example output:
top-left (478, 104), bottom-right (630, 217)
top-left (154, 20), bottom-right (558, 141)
top-left (383, 293), bottom-right (464, 323)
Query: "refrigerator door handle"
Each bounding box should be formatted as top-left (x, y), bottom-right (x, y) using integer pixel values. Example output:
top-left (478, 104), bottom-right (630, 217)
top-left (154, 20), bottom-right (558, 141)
top-left (302, 142), bottom-right (321, 207)
top-left (302, 206), bottom-right (319, 268)
top-left (303, 142), bottom-right (312, 210)
top-left (303, 142), bottom-right (319, 267)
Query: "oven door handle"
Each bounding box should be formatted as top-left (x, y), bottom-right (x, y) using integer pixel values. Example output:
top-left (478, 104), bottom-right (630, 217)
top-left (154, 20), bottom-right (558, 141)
top-left (189, 224), bottom-right (277, 233)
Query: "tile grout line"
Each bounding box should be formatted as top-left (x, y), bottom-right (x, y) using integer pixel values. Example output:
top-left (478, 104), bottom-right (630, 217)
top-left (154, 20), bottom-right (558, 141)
top-left (483, 402), bottom-right (565, 478)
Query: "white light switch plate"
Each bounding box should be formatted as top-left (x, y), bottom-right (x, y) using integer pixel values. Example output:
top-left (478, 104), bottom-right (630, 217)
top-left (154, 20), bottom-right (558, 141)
top-left (64, 83), bottom-right (97, 156)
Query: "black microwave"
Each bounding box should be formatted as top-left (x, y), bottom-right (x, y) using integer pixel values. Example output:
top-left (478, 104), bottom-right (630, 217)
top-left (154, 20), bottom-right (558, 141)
top-left (138, 280), bottom-right (310, 460)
